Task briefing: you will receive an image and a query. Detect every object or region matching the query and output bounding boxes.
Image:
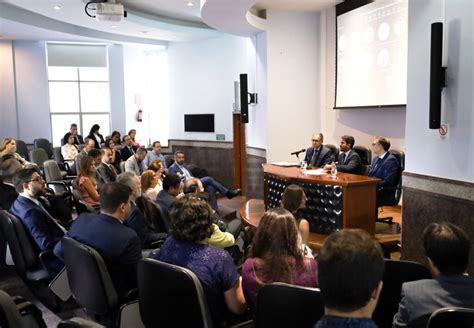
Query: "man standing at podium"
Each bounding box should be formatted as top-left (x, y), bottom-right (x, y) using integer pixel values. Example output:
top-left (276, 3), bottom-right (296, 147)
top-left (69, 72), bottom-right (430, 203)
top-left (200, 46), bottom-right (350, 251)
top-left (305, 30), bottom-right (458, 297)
top-left (304, 132), bottom-right (334, 167)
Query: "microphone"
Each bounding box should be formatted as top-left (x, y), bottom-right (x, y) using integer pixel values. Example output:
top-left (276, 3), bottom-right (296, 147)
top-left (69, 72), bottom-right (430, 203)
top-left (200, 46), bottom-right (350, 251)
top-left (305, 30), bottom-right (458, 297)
top-left (290, 149), bottom-right (306, 156)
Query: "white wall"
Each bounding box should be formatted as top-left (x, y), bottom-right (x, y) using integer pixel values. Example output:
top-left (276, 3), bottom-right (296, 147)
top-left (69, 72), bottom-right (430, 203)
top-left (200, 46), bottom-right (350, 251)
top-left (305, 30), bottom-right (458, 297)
top-left (167, 35), bottom-right (257, 142)
top-left (265, 10), bottom-right (322, 163)
top-left (405, 0), bottom-right (473, 182)
top-left (0, 41), bottom-right (18, 139)
top-left (108, 44), bottom-right (127, 136)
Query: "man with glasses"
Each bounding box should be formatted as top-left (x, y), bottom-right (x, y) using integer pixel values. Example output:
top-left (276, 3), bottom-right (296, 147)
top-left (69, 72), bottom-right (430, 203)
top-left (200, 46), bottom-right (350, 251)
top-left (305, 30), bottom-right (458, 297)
top-left (120, 135), bottom-right (138, 161)
top-left (304, 132), bottom-right (335, 167)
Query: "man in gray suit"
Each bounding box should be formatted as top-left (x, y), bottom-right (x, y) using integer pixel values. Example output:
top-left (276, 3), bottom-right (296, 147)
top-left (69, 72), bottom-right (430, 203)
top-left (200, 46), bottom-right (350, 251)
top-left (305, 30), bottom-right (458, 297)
top-left (125, 147), bottom-right (147, 176)
top-left (393, 222), bottom-right (474, 327)
top-left (303, 132), bottom-right (335, 167)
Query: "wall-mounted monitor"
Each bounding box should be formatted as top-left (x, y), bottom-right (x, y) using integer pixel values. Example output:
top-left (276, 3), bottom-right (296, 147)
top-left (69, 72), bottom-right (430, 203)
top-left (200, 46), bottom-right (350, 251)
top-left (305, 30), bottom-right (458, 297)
top-left (184, 114), bottom-right (215, 132)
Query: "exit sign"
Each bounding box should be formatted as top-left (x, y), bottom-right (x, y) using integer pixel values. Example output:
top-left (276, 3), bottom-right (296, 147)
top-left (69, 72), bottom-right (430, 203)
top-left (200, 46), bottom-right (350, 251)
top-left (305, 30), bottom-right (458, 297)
top-left (216, 134), bottom-right (225, 141)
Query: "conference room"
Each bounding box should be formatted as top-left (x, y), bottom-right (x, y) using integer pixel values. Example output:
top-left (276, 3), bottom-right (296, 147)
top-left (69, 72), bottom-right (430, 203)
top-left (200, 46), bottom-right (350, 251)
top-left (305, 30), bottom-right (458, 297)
top-left (0, 0), bottom-right (472, 326)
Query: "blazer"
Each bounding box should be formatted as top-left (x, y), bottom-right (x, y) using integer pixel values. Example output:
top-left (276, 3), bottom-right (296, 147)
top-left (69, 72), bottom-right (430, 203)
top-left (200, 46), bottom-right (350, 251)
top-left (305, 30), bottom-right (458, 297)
top-left (167, 162), bottom-right (191, 179)
top-left (86, 133), bottom-right (104, 149)
top-left (304, 146), bottom-right (335, 167)
top-left (54, 213), bottom-right (142, 298)
top-left (155, 190), bottom-right (177, 215)
top-left (120, 145), bottom-right (138, 161)
top-left (62, 134), bottom-right (84, 146)
top-left (123, 203), bottom-right (167, 247)
top-left (10, 195), bottom-right (64, 251)
top-left (393, 274), bottom-right (474, 327)
top-left (124, 155), bottom-right (144, 176)
top-left (0, 183), bottom-right (18, 210)
top-left (369, 152), bottom-right (400, 204)
top-left (336, 149), bottom-right (361, 173)
top-left (97, 163), bottom-right (117, 183)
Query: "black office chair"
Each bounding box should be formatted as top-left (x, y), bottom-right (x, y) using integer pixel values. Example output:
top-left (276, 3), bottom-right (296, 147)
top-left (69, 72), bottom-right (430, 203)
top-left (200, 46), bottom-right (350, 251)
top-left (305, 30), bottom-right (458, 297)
top-left (57, 317), bottom-right (105, 327)
top-left (0, 290), bottom-right (47, 328)
top-left (324, 144), bottom-right (339, 162)
top-left (136, 196), bottom-right (170, 233)
top-left (164, 154), bottom-right (174, 169)
top-left (61, 237), bottom-right (142, 328)
top-left (34, 138), bottom-right (53, 159)
top-left (254, 282), bottom-right (324, 328)
top-left (372, 259), bottom-right (431, 328)
top-left (353, 145), bottom-right (372, 175)
top-left (138, 258), bottom-right (213, 328)
top-left (427, 307), bottom-right (474, 328)
top-left (15, 140), bottom-right (30, 161)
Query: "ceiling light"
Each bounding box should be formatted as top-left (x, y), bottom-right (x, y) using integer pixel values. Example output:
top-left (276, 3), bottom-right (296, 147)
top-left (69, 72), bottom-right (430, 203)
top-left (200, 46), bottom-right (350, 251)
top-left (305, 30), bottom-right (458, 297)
top-left (111, 25), bottom-right (117, 28)
top-left (53, 4), bottom-right (61, 10)
top-left (187, 2), bottom-right (194, 6)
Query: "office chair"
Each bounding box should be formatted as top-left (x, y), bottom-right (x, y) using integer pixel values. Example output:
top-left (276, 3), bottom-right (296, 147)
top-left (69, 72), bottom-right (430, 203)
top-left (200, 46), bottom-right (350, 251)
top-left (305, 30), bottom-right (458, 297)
top-left (29, 148), bottom-right (50, 175)
top-left (353, 145), bottom-right (372, 175)
top-left (138, 258), bottom-right (213, 328)
top-left (15, 140), bottom-right (30, 161)
top-left (164, 154), bottom-right (175, 169)
top-left (372, 259), bottom-right (431, 328)
top-left (427, 307), bottom-right (474, 328)
top-left (0, 290), bottom-right (47, 328)
top-left (33, 138), bottom-right (53, 159)
top-left (135, 196), bottom-right (170, 233)
top-left (324, 144), bottom-right (339, 162)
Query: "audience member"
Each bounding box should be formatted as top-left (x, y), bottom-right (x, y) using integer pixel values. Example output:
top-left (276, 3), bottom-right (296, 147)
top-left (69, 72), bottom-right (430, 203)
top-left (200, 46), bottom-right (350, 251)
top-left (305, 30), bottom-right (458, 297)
top-left (117, 172), bottom-right (167, 247)
top-left (147, 160), bottom-right (165, 177)
top-left (75, 138), bottom-right (95, 173)
top-left (128, 129), bottom-right (140, 148)
top-left (168, 150), bottom-right (240, 209)
top-left (281, 184), bottom-right (310, 245)
top-left (368, 136), bottom-right (400, 204)
top-left (304, 132), bottom-right (335, 167)
top-left (110, 131), bottom-right (121, 148)
top-left (315, 229), bottom-right (384, 328)
top-left (104, 138), bottom-right (122, 172)
top-left (0, 158), bottom-right (23, 210)
top-left (61, 133), bottom-right (79, 174)
top-left (242, 208), bottom-right (317, 311)
top-left (77, 156), bottom-right (100, 206)
top-left (88, 148), bottom-right (105, 189)
top-left (324, 135), bottom-right (361, 174)
top-left (125, 147), bottom-right (147, 176)
top-left (144, 141), bottom-right (166, 169)
top-left (141, 170), bottom-right (162, 200)
top-left (152, 196), bottom-right (246, 325)
top-left (155, 173), bottom-right (183, 214)
top-left (0, 138), bottom-right (33, 167)
top-left (87, 124), bottom-right (104, 149)
top-left (62, 123), bottom-right (83, 145)
top-left (97, 147), bottom-right (117, 183)
top-left (54, 183), bottom-right (142, 298)
top-left (120, 135), bottom-right (138, 161)
top-left (392, 223), bottom-right (474, 327)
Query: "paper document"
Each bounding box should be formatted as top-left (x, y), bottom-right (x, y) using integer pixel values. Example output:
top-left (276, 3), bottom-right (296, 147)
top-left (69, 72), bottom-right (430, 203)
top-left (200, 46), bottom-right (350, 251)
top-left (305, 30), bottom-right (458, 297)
top-left (304, 168), bottom-right (327, 175)
top-left (272, 162), bottom-right (299, 167)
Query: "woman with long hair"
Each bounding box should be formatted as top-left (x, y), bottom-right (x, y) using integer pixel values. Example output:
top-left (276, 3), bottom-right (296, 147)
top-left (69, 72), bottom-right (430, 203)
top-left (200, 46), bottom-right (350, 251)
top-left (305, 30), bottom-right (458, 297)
top-left (242, 208), bottom-right (318, 311)
top-left (61, 133), bottom-right (79, 174)
top-left (110, 131), bottom-right (121, 147)
top-left (87, 124), bottom-right (104, 149)
top-left (105, 138), bottom-right (122, 171)
top-left (77, 156), bottom-right (100, 206)
top-left (141, 169), bottom-right (162, 200)
top-left (128, 129), bottom-right (140, 148)
top-left (0, 137), bottom-right (32, 167)
top-left (281, 184), bottom-right (310, 245)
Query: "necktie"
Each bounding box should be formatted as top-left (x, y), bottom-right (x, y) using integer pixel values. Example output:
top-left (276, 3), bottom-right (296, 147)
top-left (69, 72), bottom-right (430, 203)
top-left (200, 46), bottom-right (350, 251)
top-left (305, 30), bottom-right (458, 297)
top-left (138, 161), bottom-right (144, 175)
top-left (311, 148), bottom-right (320, 166)
top-left (370, 158), bottom-right (381, 175)
top-left (108, 164), bottom-right (116, 176)
top-left (340, 153), bottom-right (346, 165)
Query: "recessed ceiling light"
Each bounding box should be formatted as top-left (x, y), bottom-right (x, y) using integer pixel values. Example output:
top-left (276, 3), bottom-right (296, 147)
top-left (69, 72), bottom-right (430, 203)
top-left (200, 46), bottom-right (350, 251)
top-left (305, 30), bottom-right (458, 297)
top-left (111, 25), bottom-right (117, 28)
top-left (187, 2), bottom-right (194, 6)
top-left (53, 4), bottom-right (61, 10)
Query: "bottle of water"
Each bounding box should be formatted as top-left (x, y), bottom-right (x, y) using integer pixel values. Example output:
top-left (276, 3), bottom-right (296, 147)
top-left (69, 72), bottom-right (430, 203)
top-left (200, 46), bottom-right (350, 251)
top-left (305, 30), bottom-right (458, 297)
top-left (330, 162), bottom-right (337, 178)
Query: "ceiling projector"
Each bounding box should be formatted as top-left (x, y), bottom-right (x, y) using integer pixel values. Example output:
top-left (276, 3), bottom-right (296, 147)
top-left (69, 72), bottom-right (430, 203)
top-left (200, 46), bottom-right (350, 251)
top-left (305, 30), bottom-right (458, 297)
top-left (94, 2), bottom-right (126, 22)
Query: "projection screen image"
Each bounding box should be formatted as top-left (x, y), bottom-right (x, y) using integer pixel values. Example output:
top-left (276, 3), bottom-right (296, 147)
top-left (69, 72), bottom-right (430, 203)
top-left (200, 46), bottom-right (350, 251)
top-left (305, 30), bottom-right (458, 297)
top-left (335, 0), bottom-right (408, 108)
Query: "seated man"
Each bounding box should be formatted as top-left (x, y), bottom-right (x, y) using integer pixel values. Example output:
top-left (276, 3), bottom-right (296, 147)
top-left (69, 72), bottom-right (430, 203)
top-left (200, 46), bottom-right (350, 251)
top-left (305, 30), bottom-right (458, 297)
top-left (62, 123), bottom-right (84, 146)
top-left (125, 147), bottom-right (147, 176)
top-left (167, 150), bottom-right (240, 210)
top-left (120, 135), bottom-right (138, 161)
top-left (315, 229), bottom-right (384, 328)
top-left (368, 136), bottom-right (400, 204)
top-left (0, 158), bottom-right (22, 210)
top-left (324, 135), bottom-right (361, 174)
top-left (97, 147), bottom-right (117, 183)
top-left (75, 138), bottom-right (95, 173)
top-left (117, 172), bottom-right (167, 247)
top-left (54, 182), bottom-right (142, 298)
top-left (304, 132), bottom-right (335, 167)
top-left (155, 173), bottom-right (183, 215)
top-left (144, 141), bottom-right (167, 169)
top-left (393, 223), bottom-right (474, 327)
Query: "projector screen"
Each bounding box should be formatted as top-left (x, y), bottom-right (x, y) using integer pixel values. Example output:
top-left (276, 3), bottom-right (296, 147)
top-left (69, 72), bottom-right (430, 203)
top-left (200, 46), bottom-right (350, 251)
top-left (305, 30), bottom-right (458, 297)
top-left (335, 0), bottom-right (408, 108)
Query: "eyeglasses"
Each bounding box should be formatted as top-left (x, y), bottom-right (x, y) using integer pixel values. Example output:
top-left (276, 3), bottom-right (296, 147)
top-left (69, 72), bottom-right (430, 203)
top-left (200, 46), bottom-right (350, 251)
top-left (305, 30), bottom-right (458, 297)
top-left (28, 176), bottom-right (44, 183)
top-left (312, 139), bottom-right (321, 142)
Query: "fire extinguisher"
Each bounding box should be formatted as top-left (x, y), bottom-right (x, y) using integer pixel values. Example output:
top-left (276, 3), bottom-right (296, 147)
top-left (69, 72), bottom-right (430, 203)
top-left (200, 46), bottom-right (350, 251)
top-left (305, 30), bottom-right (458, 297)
top-left (136, 108), bottom-right (143, 122)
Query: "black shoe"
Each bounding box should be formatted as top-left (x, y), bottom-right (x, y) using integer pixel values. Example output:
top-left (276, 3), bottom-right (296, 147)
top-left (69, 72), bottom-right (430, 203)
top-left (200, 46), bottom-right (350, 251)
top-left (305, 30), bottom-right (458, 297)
top-left (226, 189), bottom-right (241, 199)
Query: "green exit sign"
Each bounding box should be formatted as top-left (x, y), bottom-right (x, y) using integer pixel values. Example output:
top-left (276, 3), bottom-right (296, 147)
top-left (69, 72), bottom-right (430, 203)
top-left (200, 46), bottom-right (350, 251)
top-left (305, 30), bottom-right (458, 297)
top-left (216, 134), bottom-right (225, 141)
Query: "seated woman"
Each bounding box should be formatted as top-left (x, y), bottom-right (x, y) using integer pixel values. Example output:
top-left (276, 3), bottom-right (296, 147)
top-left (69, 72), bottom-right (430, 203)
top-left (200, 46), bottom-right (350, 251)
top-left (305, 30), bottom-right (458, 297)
top-left (61, 133), bottom-right (79, 174)
top-left (87, 124), bottom-right (104, 149)
top-left (128, 129), bottom-right (140, 148)
top-left (153, 196), bottom-right (247, 325)
top-left (0, 138), bottom-right (33, 167)
top-left (242, 208), bottom-right (318, 311)
top-left (105, 138), bottom-right (122, 172)
top-left (77, 156), bottom-right (100, 206)
top-left (281, 184), bottom-right (310, 245)
top-left (141, 169), bottom-right (162, 200)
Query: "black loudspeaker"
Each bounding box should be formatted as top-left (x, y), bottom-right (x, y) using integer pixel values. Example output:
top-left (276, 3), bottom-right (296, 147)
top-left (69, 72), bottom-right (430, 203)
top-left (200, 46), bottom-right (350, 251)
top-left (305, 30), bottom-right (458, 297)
top-left (429, 22), bottom-right (446, 129)
top-left (239, 74), bottom-right (249, 123)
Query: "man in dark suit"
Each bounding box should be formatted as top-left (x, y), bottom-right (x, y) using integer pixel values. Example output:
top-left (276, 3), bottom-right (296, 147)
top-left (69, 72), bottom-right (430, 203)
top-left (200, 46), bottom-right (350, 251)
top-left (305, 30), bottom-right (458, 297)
top-left (54, 182), bottom-right (142, 298)
top-left (75, 138), bottom-right (95, 173)
top-left (155, 173), bottom-right (183, 215)
top-left (97, 147), bottom-right (117, 183)
top-left (368, 136), bottom-right (400, 204)
top-left (324, 135), bottom-right (361, 174)
top-left (120, 135), bottom-right (138, 161)
top-left (304, 132), bottom-right (335, 167)
top-left (0, 158), bottom-right (22, 210)
top-left (62, 123), bottom-right (84, 146)
top-left (393, 223), bottom-right (474, 327)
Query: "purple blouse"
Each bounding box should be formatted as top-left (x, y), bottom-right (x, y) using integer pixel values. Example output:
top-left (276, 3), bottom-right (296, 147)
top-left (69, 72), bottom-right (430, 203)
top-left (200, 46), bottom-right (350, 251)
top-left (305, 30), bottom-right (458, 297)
top-left (242, 257), bottom-right (318, 310)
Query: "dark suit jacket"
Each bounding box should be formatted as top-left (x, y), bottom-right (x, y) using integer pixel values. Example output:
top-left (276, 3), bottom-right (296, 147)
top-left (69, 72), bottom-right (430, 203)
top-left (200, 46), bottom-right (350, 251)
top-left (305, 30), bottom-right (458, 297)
top-left (10, 195), bottom-right (64, 251)
top-left (393, 274), bottom-right (474, 327)
top-left (62, 134), bottom-right (84, 146)
top-left (0, 183), bottom-right (18, 210)
top-left (120, 145), bottom-right (138, 161)
top-left (87, 133), bottom-right (104, 149)
top-left (368, 152), bottom-right (400, 204)
top-left (54, 213), bottom-right (142, 297)
top-left (167, 162), bottom-right (190, 179)
top-left (124, 203), bottom-right (166, 247)
top-left (304, 146), bottom-right (335, 167)
top-left (337, 149), bottom-right (361, 174)
top-left (155, 190), bottom-right (177, 215)
top-left (97, 163), bottom-right (117, 183)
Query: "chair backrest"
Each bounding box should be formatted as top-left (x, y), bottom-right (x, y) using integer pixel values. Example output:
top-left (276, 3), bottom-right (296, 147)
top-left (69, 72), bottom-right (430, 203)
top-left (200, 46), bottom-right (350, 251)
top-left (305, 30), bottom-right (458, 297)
top-left (254, 282), bottom-right (324, 328)
top-left (373, 259), bottom-right (431, 328)
top-left (0, 210), bottom-right (40, 278)
top-left (138, 258), bottom-right (212, 328)
top-left (15, 140), bottom-right (29, 161)
top-left (71, 189), bottom-right (98, 214)
top-left (29, 149), bottom-right (49, 168)
top-left (428, 307), bottom-right (474, 328)
top-left (53, 147), bottom-right (64, 164)
top-left (387, 149), bottom-right (405, 205)
top-left (164, 154), bottom-right (174, 169)
top-left (43, 160), bottom-right (63, 182)
top-left (62, 237), bottom-right (118, 316)
top-left (324, 144), bottom-right (339, 161)
top-left (136, 197), bottom-right (170, 233)
top-left (33, 138), bottom-right (53, 159)
top-left (119, 161), bottom-right (126, 173)
top-left (0, 290), bottom-right (23, 328)
top-left (353, 145), bottom-right (372, 165)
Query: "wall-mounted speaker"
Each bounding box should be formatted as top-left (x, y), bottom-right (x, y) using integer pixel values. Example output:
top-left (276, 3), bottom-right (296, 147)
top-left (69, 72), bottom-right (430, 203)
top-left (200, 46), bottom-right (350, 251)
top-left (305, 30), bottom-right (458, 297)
top-left (239, 74), bottom-right (249, 123)
top-left (429, 22), bottom-right (447, 129)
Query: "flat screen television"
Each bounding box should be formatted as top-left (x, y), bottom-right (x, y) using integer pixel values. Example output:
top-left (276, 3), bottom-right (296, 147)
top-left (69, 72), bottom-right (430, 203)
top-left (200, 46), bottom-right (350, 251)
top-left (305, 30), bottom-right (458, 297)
top-left (184, 114), bottom-right (215, 133)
